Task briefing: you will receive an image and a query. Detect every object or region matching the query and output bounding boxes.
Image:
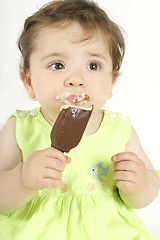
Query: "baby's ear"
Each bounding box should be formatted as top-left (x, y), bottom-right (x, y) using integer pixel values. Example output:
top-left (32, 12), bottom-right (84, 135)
top-left (19, 68), bottom-right (36, 99)
top-left (112, 71), bottom-right (119, 84)
top-left (108, 72), bottom-right (119, 99)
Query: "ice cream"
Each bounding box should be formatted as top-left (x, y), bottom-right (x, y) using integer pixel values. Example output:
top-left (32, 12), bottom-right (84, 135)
top-left (56, 92), bottom-right (90, 105)
top-left (50, 105), bottom-right (93, 152)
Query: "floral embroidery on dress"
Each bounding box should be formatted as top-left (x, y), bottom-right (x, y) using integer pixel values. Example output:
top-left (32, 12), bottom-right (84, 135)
top-left (87, 183), bottom-right (96, 192)
top-left (60, 184), bottom-right (69, 193)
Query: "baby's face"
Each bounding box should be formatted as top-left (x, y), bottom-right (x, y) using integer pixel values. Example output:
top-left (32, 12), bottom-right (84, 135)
top-left (27, 22), bottom-right (116, 119)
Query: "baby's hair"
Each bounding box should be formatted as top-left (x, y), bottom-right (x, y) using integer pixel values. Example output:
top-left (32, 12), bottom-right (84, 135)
top-left (18, 0), bottom-right (125, 76)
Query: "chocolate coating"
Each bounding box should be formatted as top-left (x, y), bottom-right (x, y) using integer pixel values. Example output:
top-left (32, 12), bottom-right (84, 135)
top-left (50, 106), bottom-right (93, 152)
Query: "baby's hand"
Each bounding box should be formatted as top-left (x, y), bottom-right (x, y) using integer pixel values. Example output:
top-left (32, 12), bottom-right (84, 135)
top-left (111, 152), bottom-right (146, 193)
top-left (21, 148), bottom-right (71, 191)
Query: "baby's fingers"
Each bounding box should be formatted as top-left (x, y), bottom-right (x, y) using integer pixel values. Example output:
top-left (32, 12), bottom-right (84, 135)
top-left (112, 152), bottom-right (139, 163)
top-left (43, 168), bottom-right (62, 180)
top-left (113, 160), bottom-right (137, 173)
top-left (41, 178), bottom-right (63, 189)
top-left (113, 170), bottom-right (135, 183)
top-left (112, 169), bottom-right (137, 191)
top-left (44, 147), bottom-right (71, 166)
top-left (115, 179), bottom-right (136, 192)
top-left (45, 158), bottom-right (65, 172)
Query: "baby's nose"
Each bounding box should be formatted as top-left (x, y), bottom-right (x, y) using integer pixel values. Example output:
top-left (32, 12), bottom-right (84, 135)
top-left (64, 74), bottom-right (84, 87)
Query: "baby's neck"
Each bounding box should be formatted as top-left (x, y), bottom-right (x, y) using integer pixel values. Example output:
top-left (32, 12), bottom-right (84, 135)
top-left (40, 107), bottom-right (104, 135)
top-left (40, 107), bottom-right (59, 126)
top-left (84, 110), bottom-right (104, 135)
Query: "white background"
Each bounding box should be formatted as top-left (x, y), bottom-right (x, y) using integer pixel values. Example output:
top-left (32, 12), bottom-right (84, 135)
top-left (0, 0), bottom-right (160, 239)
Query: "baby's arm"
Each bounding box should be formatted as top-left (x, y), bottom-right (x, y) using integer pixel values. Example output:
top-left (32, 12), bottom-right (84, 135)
top-left (112, 126), bottom-right (160, 209)
top-left (0, 117), bottom-right (37, 214)
top-left (0, 118), bottom-right (70, 214)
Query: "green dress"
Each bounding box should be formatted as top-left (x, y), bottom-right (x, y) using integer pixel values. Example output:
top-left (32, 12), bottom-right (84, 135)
top-left (0, 108), bottom-right (154, 240)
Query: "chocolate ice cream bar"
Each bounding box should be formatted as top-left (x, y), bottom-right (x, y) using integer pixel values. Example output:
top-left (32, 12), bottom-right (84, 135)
top-left (50, 105), bottom-right (93, 152)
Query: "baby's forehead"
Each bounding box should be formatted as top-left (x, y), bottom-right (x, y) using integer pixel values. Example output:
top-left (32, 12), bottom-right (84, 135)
top-left (34, 21), bottom-right (109, 48)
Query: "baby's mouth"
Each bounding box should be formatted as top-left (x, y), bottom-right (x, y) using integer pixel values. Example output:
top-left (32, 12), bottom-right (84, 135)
top-left (56, 92), bottom-right (90, 105)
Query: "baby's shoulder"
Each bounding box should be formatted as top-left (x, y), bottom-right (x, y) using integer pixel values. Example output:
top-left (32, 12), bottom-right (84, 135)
top-left (0, 115), bottom-right (21, 170)
top-left (104, 109), bottom-right (130, 123)
top-left (12, 108), bottom-right (40, 120)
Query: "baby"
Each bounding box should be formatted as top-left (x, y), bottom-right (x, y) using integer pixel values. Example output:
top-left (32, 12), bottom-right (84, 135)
top-left (0, 0), bottom-right (159, 239)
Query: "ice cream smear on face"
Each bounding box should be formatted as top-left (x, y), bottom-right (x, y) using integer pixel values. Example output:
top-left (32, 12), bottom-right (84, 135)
top-left (56, 92), bottom-right (90, 105)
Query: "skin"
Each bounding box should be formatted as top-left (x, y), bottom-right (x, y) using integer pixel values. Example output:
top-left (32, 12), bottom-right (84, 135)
top-left (0, 22), bottom-right (159, 214)
top-left (24, 23), bottom-right (115, 122)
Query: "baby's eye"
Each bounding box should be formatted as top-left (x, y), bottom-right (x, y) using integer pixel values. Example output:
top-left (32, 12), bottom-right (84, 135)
top-left (49, 62), bottom-right (65, 70)
top-left (87, 62), bottom-right (100, 71)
